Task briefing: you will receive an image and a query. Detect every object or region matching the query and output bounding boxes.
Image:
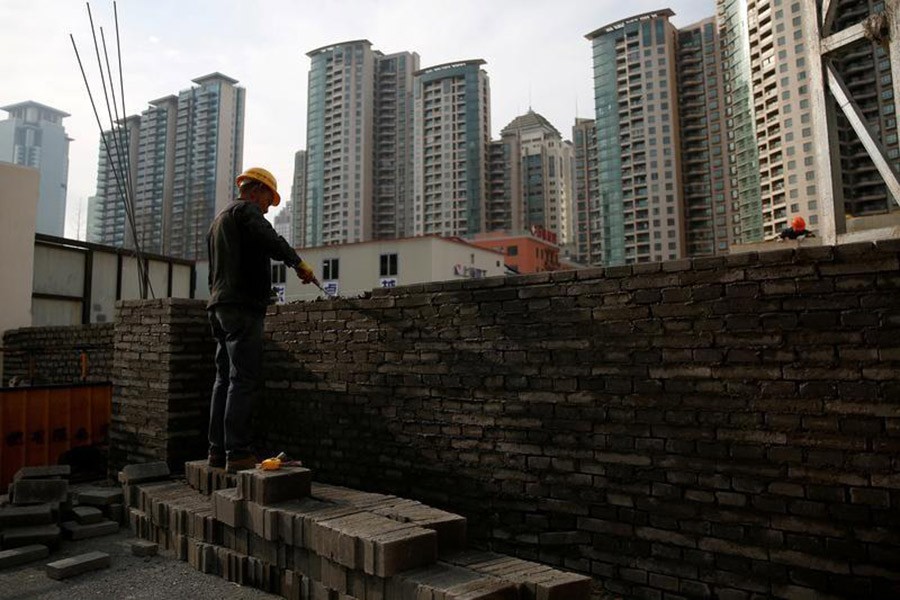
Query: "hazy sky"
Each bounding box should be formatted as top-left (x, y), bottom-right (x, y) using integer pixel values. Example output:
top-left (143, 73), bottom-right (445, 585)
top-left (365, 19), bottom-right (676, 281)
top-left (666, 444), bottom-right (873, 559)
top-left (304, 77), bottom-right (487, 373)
top-left (2, 0), bottom-right (714, 237)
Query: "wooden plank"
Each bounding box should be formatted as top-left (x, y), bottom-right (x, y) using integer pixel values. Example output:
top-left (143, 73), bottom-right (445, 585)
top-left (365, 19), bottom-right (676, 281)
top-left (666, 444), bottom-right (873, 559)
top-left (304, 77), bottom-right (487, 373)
top-left (24, 388), bottom-right (48, 468)
top-left (69, 386), bottom-right (90, 448)
top-left (48, 387), bottom-right (70, 466)
top-left (90, 385), bottom-right (110, 446)
top-left (0, 390), bottom-right (27, 493)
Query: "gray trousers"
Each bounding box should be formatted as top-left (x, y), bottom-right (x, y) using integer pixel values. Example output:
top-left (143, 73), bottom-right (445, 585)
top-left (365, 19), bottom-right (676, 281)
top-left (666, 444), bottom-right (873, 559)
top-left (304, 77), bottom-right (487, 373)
top-left (208, 305), bottom-right (265, 459)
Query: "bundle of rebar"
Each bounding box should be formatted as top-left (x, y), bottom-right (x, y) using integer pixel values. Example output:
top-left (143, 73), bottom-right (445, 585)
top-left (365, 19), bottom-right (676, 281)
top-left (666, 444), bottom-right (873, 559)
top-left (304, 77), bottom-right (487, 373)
top-left (70, 2), bottom-right (154, 300)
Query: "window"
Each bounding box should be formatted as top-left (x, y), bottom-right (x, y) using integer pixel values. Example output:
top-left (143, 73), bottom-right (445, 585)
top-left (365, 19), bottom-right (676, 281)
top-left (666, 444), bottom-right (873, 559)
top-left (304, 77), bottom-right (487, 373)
top-left (508, 245), bottom-right (518, 256)
top-left (379, 253), bottom-right (398, 277)
top-left (271, 263), bottom-right (286, 284)
top-left (323, 258), bottom-right (339, 280)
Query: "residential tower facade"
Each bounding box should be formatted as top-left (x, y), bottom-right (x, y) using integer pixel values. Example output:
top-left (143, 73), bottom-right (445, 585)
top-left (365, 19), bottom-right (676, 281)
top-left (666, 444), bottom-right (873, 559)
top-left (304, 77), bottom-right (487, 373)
top-left (498, 110), bottom-right (575, 246)
top-left (571, 118), bottom-right (602, 265)
top-left (586, 10), bottom-right (685, 265)
top-left (677, 17), bottom-right (735, 256)
top-left (0, 101), bottom-right (71, 236)
top-left (88, 74), bottom-right (245, 259)
top-left (412, 60), bottom-right (491, 237)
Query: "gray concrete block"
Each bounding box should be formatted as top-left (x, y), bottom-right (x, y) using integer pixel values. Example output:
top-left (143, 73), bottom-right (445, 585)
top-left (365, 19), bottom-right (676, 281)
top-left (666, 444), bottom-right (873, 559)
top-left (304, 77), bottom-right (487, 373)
top-left (108, 503), bottom-right (124, 524)
top-left (130, 539), bottom-right (158, 557)
top-left (45, 551), bottom-right (110, 580)
top-left (13, 465), bottom-right (71, 481)
top-left (238, 467), bottom-right (312, 505)
top-left (61, 519), bottom-right (119, 540)
top-left (0, 504), bottom-right (55, 527)
top-left (75, 488), bottom-right (123, 506)
top-left (370, 526), bottom-right (438, 577)
top-left (1, 524), bottom-right (60, 549)
top-left (212, 488), bottom-right (243, 528)
top-left (0, 544), bottom-right (49, 569)
top-left (119, 462), bottom-right (170, 485)
top-left (71, 506), bottom-right (104, 524)
top-left (10, 480), bottom-right (68, 505)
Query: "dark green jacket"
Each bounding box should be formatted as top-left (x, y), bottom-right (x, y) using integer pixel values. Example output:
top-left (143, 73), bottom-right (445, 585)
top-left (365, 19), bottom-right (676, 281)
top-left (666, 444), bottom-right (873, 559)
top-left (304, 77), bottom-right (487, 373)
top-left (206, 199), bottom-right (301, 311)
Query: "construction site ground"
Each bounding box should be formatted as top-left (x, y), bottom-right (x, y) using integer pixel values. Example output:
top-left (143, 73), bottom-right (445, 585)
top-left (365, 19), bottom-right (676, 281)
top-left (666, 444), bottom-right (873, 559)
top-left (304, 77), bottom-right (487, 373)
top-left (0, 527), bottom-right (276, 600)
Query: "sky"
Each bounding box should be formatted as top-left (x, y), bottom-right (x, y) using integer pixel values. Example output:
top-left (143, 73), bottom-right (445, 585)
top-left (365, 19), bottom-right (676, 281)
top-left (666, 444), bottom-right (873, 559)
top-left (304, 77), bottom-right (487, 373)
top-left (1, 0), bottom-right (714, 238)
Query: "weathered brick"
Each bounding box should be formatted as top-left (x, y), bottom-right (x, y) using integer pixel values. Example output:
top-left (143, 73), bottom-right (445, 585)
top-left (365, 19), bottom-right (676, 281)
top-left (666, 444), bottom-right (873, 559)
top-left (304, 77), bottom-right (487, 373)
top-left (1, 524), bottom-right (60, 549)
top-left (46, 551), bottom-right (111, 580)
top-left (76, 488), bottom-right (123, 507)
top-left (61, 519), bottom-right (119, 540)
top-left (14, 465), bottom-right (71, 481)
top-left (130, 540), bottom-right (158, 557)
top-left (0, 503), bottom-right (55, 527)
top-left (119, 462), bottom-right (170, 485)
top-left (0, 544), bottom-right (49, 569)
top-left (9, 480), bottom-right (68, 505)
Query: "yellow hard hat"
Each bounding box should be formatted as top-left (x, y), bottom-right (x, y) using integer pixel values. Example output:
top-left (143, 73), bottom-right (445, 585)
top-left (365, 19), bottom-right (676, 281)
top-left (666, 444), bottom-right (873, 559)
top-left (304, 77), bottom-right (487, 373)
top-left (236, 167), bottom-right (281, 206)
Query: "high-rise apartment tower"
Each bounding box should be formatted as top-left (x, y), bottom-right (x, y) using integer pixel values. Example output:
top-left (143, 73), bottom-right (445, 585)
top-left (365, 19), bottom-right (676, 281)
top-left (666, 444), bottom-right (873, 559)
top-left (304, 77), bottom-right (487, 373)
top-left (0, 101), bottom-right (71, 236)
top-left (413, 60), bottom-right (491, 237)
top-left (88, 74), bottom-right (244, 259)
top-left (497, 111), bottom-right (575, 246)
top-left (586, 10), bottom-right (685, 265)
top-left (302, 41), bottom-right (419, 247)
top-left (677, 17), bottom-right (735, 256)
top-left (572, 118), bottom-right (602, 265)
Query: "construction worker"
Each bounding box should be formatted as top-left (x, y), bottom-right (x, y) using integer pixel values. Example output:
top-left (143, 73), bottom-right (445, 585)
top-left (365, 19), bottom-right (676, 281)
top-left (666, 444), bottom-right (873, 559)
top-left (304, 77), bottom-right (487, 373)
top-left (206, 167), bottom-right (316, 473)
top-left (779, 215), bottom-right (815, 240)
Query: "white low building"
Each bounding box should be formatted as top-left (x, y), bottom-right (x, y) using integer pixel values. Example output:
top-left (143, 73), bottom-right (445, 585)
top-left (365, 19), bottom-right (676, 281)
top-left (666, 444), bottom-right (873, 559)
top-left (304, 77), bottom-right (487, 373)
top-left (274, 235), bottom-right (506, 302)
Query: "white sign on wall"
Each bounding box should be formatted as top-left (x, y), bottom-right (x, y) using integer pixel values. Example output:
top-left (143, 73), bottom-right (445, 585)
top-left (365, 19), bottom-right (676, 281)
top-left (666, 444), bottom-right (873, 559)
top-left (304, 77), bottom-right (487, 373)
top-left (273, 284), bottom-right (286, 304)
top-left (379, 278), bottom-right (397, 288)
top-left (323, 281), bottom-right (339, 296)
top-left (453, 264), bottom-right (487, 279)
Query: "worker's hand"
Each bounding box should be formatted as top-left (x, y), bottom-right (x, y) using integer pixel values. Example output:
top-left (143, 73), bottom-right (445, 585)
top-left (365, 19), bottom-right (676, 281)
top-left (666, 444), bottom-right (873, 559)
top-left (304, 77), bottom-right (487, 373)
top-left (295, 260), bottom-right (316, 284)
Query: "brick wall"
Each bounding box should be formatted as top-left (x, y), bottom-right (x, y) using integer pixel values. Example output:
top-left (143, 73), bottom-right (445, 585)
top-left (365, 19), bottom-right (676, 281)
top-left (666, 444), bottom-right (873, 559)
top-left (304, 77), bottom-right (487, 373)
top-left (109, 240), bottom-right (900, 599)
top-left (254, 240), bottom-right (900, 600)
top-left (110, 298), bottom-right (215, 473)
top-left (2, 324), bottom-right (113, 385)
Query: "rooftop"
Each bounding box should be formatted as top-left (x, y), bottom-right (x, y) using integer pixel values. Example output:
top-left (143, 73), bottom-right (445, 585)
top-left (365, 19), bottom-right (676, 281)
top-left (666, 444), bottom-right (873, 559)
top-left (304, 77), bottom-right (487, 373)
top-left (414, 59), bottom-right (486, 77)
top-left (501, 109), bottom-right (561, 138)
top-left (306, 39), bottom-right (373, 57)
top-left (1, 101), bottom-right (70, 119)
top-left (191, 72), bottom-right (239, 86)
top-left (585, 8), bottom-right (675, 40)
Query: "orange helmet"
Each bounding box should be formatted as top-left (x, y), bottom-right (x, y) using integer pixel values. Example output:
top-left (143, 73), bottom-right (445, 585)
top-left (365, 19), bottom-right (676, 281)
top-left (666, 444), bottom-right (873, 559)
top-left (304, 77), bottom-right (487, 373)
top-left (791, 216), bottom-right (806, 231)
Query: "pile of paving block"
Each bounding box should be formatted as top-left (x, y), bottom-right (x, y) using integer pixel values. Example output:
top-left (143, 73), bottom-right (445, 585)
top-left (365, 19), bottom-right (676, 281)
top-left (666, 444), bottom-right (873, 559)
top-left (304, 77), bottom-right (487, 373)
top-left (0, 465), bottom-right (122, 577)
top-left (123, 459), bottom-right (591, 599)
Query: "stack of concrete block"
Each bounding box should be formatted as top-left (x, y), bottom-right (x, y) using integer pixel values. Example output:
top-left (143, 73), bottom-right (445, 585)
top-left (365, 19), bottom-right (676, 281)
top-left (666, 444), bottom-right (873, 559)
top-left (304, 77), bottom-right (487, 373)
top-left (67, 486), bottom-right (125, 532)
top-left (0, 465), bottom-right (124, 553)
top-left (122, 460), bottom-right (591, 599)
top-left (61, 485), bottom-right (123, 541)
top-left (184, 459), bottom-right (237, 494)
top-left (0, 466), bottom-right (69, 552)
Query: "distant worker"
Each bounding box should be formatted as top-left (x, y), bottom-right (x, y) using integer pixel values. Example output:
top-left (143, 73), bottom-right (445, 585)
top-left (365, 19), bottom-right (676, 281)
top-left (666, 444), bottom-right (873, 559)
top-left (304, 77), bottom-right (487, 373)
top-left (206, 167), bottom-right (317, 473)
top-left (779, 216), bottom-right (815, 240)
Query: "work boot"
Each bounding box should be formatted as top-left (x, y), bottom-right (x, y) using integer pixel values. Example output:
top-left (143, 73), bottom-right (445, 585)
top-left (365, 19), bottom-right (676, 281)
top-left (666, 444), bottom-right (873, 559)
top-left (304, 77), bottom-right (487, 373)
top-left (208, 452), bottom-right (225, 469)
top-left (226, 455), bottom-right (257, 474)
